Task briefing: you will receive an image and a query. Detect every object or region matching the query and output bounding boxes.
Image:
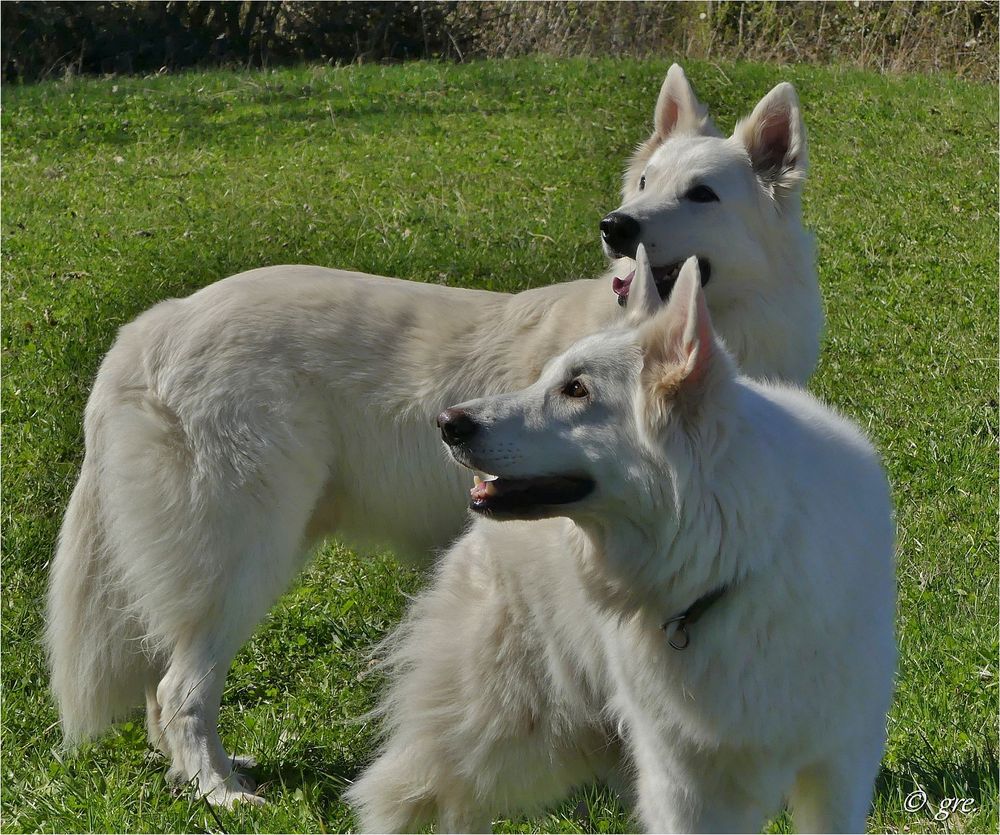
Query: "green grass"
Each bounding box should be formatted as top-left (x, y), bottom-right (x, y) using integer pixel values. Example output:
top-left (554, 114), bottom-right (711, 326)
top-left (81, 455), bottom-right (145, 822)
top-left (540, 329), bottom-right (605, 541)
top-left (2, 58), bottom-right (996, 833)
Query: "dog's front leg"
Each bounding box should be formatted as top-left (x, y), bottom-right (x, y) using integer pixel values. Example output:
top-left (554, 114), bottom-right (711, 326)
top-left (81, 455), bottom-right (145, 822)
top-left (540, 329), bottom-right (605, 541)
top-left (629, 740), bottom-right (699, 833)
top-left (624, 719), bottom-right (770, 833)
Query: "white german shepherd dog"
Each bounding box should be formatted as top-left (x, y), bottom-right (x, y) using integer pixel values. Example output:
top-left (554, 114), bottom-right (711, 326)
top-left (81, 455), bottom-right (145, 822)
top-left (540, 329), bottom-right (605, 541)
top-left (47, 67), bottom-right (822, 805)
top-left (346, 251), bottom-right (895, 834)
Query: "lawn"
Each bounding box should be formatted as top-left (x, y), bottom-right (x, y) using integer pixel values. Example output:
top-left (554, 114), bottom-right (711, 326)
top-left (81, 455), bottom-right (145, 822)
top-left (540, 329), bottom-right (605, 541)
top-left (2, 57), bottom-right (996, 833)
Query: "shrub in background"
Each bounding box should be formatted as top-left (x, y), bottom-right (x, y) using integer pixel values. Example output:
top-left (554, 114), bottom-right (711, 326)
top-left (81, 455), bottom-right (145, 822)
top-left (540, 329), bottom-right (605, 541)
top-left (2, 1), bottom-right (996, 83)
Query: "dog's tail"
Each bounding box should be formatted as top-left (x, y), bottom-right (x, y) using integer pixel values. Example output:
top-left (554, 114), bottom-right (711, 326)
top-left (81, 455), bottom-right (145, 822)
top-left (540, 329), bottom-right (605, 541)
top-left (45, 458), bottom-right (150, 744)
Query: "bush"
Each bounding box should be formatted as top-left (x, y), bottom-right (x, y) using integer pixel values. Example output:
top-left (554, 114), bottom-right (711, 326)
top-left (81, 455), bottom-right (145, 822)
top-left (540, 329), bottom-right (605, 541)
top-left (1, 1), bottom-right (460, 81)
top-left (2, 1), bottom-right (996, 83)
top-left (446, 1), bottom-right (997, 81)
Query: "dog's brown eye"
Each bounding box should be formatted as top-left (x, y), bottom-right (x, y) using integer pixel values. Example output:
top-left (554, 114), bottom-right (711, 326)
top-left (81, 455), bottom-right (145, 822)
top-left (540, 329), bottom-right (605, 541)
top-left (685, 184), bottom-right (719, 203)
top-left (563, 379), bottom-right (589, 398)
top-left (639, 175), bottom-right (646, 191)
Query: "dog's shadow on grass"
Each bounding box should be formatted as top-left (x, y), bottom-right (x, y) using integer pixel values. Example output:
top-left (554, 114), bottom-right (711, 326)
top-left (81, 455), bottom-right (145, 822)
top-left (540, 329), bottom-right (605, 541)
top-left (243, 746), bottom-right (361, 811)
top-left (46, 88), bottom-right (521, 153)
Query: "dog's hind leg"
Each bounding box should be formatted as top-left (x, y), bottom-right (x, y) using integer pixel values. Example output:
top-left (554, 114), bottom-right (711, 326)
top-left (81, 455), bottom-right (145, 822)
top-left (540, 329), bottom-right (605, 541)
top-left (142, 499), bottom-right (323, 805)
top-left (147, 665), bottom-right (255, 771)
top-left (145, 679), bottom-right (169, 757)
top-left (345, 745), bottom-right (446, 833)
top-left (345, 741), bottom-right (493, 833)
top-left (346, 535), bottom-right (616, 832)
top-left (438, 802), bottom-right (493, 834)
top-left (155, 629), bottom-right (264, 808)
top-left (150, 506), bottom-right (324, 807)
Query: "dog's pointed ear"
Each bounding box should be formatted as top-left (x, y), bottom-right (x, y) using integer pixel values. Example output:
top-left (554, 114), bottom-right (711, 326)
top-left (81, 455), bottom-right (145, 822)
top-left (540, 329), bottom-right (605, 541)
top-left (627, 243), bottom-right (661, 324)
top-left (666, 256), bottom-right (714, 387)
top-left (653, 64), bottom-right (721, 140)
top-left (641, 256), bottom-right (715, 415)
top-left (734, 82), bottom-right (808, 199)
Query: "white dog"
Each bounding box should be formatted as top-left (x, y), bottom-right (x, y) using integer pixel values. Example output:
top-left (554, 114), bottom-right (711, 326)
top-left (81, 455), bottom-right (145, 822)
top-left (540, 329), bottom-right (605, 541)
top-left (46, 67), bottom-right (822, 805)
top-left (346, 250), bottom-right (895, 834)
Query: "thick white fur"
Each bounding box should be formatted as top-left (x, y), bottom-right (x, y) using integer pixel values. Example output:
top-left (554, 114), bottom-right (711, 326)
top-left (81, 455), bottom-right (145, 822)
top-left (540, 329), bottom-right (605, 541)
top-left (346, 255), bottom-right (895, 833)
top-left (611, 67), bottom-right (820, 381)
top-left (46, 67), bottom-right (822, 805)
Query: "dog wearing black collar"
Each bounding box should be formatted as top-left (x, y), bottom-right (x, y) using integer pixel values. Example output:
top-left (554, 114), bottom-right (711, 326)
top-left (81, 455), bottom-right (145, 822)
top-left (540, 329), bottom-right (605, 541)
top-left (347, 248), bottom-right (896, 833)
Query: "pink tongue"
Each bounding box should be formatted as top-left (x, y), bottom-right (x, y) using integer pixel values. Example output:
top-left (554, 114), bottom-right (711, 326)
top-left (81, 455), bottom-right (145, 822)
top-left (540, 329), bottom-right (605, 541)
top-left (612, 269), bottom-right (636, 299)
top-left (471, 481), bottom-right (494, 501)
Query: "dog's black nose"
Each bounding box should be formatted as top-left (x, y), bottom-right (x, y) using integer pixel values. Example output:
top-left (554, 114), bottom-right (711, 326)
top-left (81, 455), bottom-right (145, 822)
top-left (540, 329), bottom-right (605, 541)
top-left (437, 408), bottom-right (478, 445)
top-left (600, 212), bottom-right (640, 256)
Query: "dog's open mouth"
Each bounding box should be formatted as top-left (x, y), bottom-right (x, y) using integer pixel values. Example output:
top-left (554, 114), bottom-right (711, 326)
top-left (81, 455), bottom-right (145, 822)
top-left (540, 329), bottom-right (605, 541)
top-left (613, 257), bottom-right (712, 307)
top-left (469, 472), bottom-right (594, 518)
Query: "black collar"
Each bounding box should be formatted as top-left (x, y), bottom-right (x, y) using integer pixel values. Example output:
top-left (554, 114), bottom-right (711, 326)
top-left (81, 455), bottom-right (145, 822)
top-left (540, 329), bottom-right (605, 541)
top-left (660, 584), bottom-right (729, 650)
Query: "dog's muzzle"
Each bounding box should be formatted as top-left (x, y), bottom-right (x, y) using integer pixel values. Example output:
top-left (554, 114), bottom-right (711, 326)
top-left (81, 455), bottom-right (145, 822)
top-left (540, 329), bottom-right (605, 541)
top-left (600, 212), bottom-right (640, 256)
top-left (614, 258), bottom-right (713, 307)
top-left (437, 408), bottom-right (477, 445)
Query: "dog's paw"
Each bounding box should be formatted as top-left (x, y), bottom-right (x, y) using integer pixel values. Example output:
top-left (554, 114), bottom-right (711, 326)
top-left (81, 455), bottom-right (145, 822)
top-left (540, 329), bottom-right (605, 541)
top-left (204, 782), bottom-right (266, 808)
top-left (227, 753), bottom-right (257, 771)
top-left (198, 769), bottom-right (265, 808)
top-left (214, 790), bottom-right (267, 809)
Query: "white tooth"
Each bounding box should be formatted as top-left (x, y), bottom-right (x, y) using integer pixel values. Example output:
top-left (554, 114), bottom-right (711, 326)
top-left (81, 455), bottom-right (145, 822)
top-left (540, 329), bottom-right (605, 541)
top-left (484, 474), bottom-right (499, 482)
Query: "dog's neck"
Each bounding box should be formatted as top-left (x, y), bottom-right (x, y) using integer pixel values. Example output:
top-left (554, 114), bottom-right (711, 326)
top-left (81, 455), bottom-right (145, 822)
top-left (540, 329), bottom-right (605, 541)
top-left (567, 479), bottom-right (736, 630)
top-left (568, 393), bottom-right (762, 629)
